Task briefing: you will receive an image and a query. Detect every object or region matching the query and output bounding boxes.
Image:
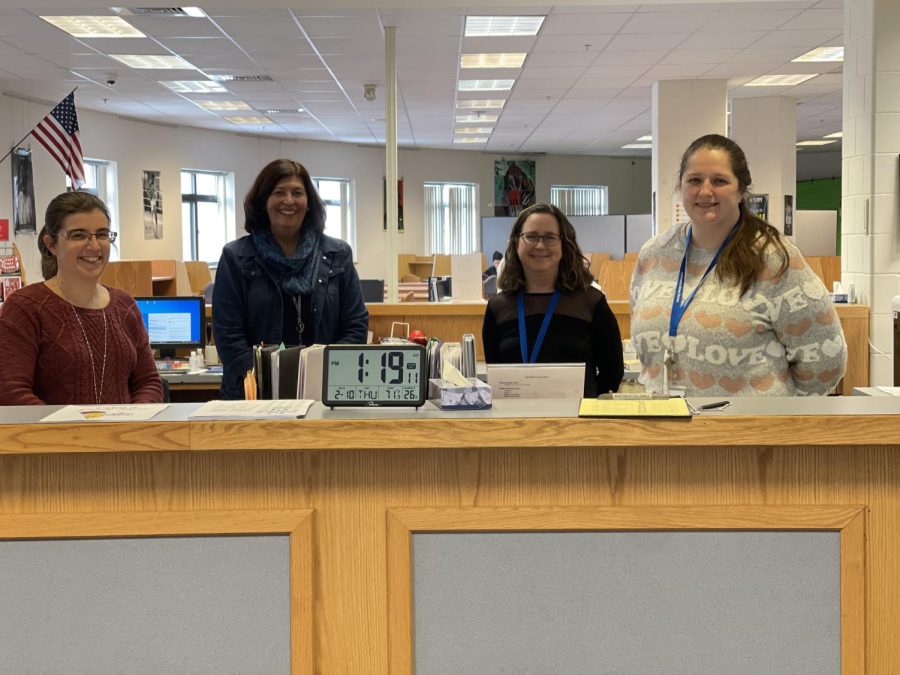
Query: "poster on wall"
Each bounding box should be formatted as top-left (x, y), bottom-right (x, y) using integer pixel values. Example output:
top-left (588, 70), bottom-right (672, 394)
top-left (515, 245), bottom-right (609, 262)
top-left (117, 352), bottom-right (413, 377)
top-left (747, 194), bottom-right (768, 220)
top-left (494, 160), bottom-right (535, 217)
top-left (11, 148), bottom-right (36, 233)
top-left (784, 194), bottom-right (794, 236)
top-left (142, 170), bottom-right (163, 240)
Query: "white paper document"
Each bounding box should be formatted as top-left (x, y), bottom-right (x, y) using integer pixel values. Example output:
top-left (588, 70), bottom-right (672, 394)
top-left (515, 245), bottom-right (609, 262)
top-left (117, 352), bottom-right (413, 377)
top-left (189, 399), bottom-right (315, 420)
top-left (876, 386), bottom-right (900, 396)
top-left (485, 363), bottom-right (585, 400)
top-left (450, 253), bottom-right (486, 302)
top-left (39, 404), bottom-right (169, 423)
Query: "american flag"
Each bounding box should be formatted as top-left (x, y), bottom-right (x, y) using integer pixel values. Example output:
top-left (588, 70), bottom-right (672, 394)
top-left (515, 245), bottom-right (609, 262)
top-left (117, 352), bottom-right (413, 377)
top-left (31, 91), bottom-right (85, 189)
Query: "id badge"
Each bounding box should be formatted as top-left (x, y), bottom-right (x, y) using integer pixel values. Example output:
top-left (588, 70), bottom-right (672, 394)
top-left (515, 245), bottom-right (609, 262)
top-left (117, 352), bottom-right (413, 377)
top-left (664, 348), bottom-right (685, 397)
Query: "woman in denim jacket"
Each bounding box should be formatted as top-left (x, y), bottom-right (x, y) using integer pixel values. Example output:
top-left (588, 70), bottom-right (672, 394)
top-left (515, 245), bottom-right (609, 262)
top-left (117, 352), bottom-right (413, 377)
top-left (213, 159), bottom-right (368, 399)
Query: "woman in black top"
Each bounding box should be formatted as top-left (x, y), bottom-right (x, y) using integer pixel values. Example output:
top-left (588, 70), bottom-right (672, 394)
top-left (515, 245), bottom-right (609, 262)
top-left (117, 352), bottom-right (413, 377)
top-left (481, 203), bottom-right (623, 397)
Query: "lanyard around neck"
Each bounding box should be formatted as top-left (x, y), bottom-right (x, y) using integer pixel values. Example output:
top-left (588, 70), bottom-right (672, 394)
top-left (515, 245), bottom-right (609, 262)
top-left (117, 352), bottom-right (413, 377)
top-left (668, 221), bottom-right (739, 338)
top-left (518, 289), bottom-right (561, 363)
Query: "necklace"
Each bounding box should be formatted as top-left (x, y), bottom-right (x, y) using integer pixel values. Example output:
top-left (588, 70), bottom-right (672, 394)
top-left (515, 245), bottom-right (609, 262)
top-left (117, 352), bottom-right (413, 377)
top-left (69, 302), bottom-right (108, 404)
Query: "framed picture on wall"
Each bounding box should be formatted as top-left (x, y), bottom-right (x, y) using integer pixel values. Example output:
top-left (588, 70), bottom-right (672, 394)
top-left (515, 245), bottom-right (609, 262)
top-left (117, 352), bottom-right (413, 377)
top-left (142, 170), bottom-right (163, 240)
top-left (11, 148), bottom-right (36, 234)
top-left (494, 160), bottom-right (535, 217)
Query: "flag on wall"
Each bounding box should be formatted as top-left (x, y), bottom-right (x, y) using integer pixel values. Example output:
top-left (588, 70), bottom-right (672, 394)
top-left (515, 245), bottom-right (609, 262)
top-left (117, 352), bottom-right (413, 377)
top-left (31, 91), bottom-right (85, 189)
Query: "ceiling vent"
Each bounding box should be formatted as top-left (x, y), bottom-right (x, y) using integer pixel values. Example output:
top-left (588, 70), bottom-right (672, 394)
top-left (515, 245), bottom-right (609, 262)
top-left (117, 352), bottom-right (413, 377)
top-left (210, 74), bottom-right (274, 82)
top-left (119, 8), bottom-right (194, 15)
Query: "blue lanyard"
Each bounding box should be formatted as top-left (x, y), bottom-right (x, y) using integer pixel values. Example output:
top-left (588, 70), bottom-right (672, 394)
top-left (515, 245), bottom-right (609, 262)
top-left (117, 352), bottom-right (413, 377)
top-left (669, 222), bottom-right (739, 337)
top-left (518, 289), bottom-right (561, 363)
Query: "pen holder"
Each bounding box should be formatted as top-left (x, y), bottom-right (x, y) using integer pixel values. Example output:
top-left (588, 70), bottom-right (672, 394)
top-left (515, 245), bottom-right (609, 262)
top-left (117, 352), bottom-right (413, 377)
top-left (428, 378), bottom-right (492, 410)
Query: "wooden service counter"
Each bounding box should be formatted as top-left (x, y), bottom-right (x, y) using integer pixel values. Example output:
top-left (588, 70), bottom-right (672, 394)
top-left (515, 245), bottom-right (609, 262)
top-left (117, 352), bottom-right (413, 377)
top-left (368, 301), bottom-right (870, 395)
top-left (1, 397), bottom-right (898, 672)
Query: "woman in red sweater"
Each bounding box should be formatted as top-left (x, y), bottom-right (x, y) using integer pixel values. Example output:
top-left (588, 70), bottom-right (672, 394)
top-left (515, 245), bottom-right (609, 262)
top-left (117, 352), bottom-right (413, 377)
top-left (0, 192), bottom-right (162, 405)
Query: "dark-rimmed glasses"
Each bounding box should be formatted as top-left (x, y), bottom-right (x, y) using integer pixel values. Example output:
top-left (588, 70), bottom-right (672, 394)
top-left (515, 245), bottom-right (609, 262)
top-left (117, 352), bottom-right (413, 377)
top-left (58, 229), bottom-right (118, 243)
top-left (519, 232), bottom-right (561, 246)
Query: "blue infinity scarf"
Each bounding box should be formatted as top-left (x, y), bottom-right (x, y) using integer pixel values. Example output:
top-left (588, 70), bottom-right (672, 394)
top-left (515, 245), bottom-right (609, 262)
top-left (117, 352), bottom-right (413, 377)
top-left (252, 227), bottom-right (321, 296)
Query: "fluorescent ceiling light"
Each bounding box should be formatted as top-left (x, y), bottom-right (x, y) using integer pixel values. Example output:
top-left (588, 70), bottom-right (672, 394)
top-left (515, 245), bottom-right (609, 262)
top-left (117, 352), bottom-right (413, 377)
top-left (456, 114), bottom-right (499, 124)
top-left (622, 143), bottom-right (652, 149)
top-left (792, 46), bottom-right (843, 62)
top-left (453, 137), bottom-right (487, 143)
top-left (111, 54), bottom-right (196, 69)
top-left (461, 53), bottom-right (527, 69)
top-left (160, 80), bottom-right (227, 93)
top-left (465, 16), bottom-right (545, 37)
top-left (455, 127), bottom-right (493, 134)
top-left (744, 74), bottom-right (818, 87)
top-left (456, 99), bottom-right (505, 109)
top-left (823, 131), bottom-right (842, 139)
top-left (458, 79), bottom-right (515, 91)
top-left (182, 7), bottom-right (207, 18)
top-left (796, 140), bottom-right (836, 146)
top-left (265, 108), bottom-right (305, 115)
top-left (195, 100), bottom-right (251, 112)
top-left (636, 135), bottom-right (652, 142)
top-left (40, 15), bottom-right (144, 38)
top-left (226, 115), bottom-right (272, 125)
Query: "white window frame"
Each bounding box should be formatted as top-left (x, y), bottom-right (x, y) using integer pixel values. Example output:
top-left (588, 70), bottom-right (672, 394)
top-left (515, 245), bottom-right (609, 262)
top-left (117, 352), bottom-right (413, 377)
top-left (181, 169), bottom-right (234, 265)
top-left (312, 176), bottom-right (356, 253)
top-left (423, 181), bottom-right (479, 255)
top-left (550, 184), bottom-right (609, 216)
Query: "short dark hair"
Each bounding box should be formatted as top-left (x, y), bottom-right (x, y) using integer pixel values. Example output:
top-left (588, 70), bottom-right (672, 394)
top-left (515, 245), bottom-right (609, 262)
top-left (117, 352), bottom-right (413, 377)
top-left (492, 250), bottom-right (503, 262)
top-left (38, 191), bottom-right (111, 280)
top-left (243, 159), bottom-right (325, 235)
top-left (497, 203), bottom-right (594, 293)
top-left (678, 134), bottom-right (788, 295)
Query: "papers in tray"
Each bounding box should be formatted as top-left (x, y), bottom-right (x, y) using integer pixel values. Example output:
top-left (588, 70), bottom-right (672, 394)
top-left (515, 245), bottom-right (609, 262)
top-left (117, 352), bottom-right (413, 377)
top-left (40, 404), bottom-right (169, 423)
top-left (188, 399), bottom-right (315, 420)
top-left (578, 397), bottom-right (692, 418)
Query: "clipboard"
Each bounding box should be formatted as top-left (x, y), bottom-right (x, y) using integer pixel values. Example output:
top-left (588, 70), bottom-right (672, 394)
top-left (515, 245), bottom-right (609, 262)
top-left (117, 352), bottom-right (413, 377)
top-left (578, 397), bottom-right (692, 418)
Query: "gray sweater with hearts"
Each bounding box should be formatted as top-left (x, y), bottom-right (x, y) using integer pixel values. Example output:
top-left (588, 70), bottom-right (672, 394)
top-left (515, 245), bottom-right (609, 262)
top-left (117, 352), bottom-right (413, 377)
top-left (630, 222), bottom-right (847, 396)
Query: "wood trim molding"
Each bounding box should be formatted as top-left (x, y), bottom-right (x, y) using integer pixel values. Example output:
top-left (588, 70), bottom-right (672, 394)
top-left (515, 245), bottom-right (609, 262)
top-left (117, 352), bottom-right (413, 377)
top-left (0, 509), bottom-right (315, 675)
top-left (386, 505), bottom-right (865, 675)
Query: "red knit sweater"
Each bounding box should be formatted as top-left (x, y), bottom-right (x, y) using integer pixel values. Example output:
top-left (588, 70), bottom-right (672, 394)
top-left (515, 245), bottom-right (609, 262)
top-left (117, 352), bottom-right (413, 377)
top-left (0, 283), bottom-right (163, 405)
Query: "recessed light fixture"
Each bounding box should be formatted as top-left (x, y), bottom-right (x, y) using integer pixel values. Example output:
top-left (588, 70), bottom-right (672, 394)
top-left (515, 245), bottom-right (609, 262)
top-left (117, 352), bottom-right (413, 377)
top-left (455, 127), bottom-right (493, 134)
top-left (208, 74), bottom-right (274, 82)
top-left (744, 74), bottom-right (818, 87)
top-left (796, 140), bottom-right (836, 146)
top-left (226, 115), bottom-right (272, 125)
top-left (622, 143), bottom-right (653, 149)
top-left (461, 53), bottom-right (527, 69)
top-left (823, 131), bottom-right (842, 139)
top-left (458, 80), bottom-right (515, 92)
top-left (195, 100), bottom-right (252, 112)
top-left (111, 54), bottom-right (196, 70)
top-left (636, 135), bottom-right (652, 142)
top-left (456, 99), bottom-right (506, 109)
top-left (465, 16), bottom-right (545, 37)
top-left (792, 46), bottom-right (844, 63)
top-left (40, 15), bottom-right (144, 38)
top-left (160, 80), bottom-right (227, 93)
top-left (456, 114), bottom-right (499, 124)
top-left (181, 7), bottom-right (207, 18)
top-left (264, 108), bottom-right (305, 115)
top-left (453, 137), bottom-right (487, 144)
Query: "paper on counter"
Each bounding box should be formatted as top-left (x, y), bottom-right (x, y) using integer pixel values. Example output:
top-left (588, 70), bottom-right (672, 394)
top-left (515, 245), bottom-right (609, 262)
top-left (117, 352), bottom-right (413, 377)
top-left (39, 404), bottom-right (169, 423)
top-left (578, 398), bottom-right (691, 418)
top-left (189, 399), bottom-right (315, 420)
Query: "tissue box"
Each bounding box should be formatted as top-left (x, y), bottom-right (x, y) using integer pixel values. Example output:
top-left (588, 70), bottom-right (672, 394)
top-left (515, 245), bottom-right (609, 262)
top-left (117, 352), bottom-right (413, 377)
top-left (428, 378), bottom-right (492, 410)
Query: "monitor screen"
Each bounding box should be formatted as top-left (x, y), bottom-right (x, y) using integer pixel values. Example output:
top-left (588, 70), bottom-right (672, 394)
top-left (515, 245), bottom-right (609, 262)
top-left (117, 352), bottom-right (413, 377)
top-left (359, 279), bottom-right (385, 304)
top-left (134, 296), bottom-right (205, 357)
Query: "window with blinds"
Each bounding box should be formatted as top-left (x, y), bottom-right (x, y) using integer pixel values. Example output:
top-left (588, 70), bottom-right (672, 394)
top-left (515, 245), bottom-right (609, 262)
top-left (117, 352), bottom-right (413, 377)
top-left (423, 182), bottom-right (478, 254)
top-left (550, 185), bottom-right (608, 216)
top-left (312, 177), bottom-right (355, 252)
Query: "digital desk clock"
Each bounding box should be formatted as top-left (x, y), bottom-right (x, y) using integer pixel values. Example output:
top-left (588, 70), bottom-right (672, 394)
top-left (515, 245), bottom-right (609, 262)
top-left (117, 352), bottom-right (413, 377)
top-left (322, 344), bottom-right (427, 408)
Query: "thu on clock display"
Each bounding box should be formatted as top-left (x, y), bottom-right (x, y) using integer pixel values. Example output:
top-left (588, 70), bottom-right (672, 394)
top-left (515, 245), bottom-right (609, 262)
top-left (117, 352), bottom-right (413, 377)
top-left (323, 344), bottom-right (427, 407)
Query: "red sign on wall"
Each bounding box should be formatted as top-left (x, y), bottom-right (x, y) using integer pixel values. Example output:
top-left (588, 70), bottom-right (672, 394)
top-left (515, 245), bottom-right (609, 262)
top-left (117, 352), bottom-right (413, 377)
top-left (0, 219), bottom-right (8, 241)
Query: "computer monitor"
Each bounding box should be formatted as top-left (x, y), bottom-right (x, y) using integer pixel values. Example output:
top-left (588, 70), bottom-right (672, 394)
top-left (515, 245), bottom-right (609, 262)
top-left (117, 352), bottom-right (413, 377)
top-left (134, 296), bottom-right (205, 359)
top-left (359, 279), bottom-right (385, 304)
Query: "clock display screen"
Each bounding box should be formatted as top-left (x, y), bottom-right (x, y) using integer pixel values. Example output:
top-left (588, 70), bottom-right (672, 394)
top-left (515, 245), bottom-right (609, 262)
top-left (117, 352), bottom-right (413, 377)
top-left (324, 346), bottom-right (424, 404)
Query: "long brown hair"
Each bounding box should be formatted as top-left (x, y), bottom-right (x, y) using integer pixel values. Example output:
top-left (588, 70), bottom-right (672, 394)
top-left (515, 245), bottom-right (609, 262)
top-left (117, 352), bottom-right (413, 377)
top-left (38, 191), bottom-right (111, 280)
top-left (243, 159), bottom-right (325, 235)
top-left (498, 203), bottom-right (594, 293)
top-left (678, 134), bottom-right (789, 295)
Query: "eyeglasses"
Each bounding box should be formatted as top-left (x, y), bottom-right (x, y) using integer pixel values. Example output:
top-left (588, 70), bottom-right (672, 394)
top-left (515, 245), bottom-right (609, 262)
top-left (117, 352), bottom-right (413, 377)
top-left (58, 229), bottom-right (118, 243)
top-left (519, 232), bottom-right (562, 246)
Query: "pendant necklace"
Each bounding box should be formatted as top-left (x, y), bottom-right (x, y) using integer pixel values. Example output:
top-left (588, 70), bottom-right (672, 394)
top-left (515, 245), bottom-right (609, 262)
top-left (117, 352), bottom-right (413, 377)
top-left (68, 300), bottom-right (108, 404)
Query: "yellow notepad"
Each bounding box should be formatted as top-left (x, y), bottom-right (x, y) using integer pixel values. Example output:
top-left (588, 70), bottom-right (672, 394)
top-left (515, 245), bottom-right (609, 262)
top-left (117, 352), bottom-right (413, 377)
top-left (578, 397), bottom-right (692, 418)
